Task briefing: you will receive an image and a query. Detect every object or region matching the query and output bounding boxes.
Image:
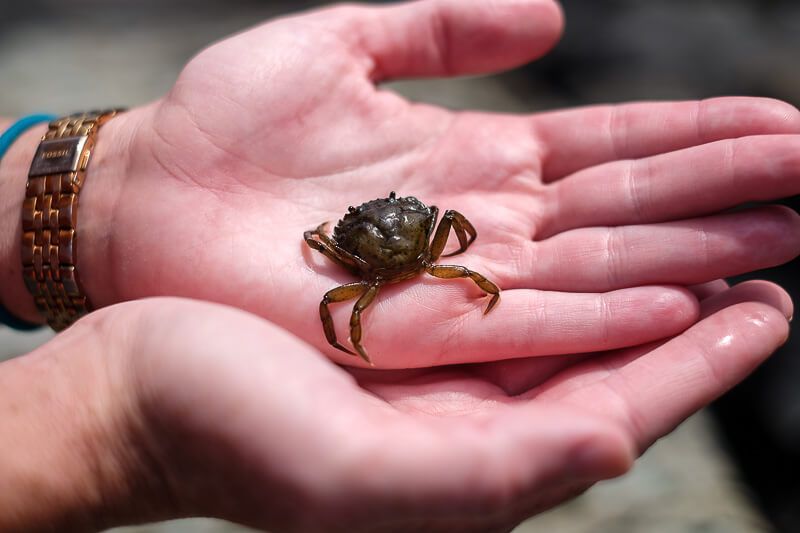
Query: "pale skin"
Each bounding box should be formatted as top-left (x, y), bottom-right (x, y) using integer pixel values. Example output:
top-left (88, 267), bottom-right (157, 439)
top-left (0, 0), bottom-right (799, 530)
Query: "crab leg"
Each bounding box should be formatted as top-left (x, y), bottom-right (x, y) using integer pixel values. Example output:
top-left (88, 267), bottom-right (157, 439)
top-left (425, 264), bottom-right (500, 314)
top-left (319, 282), bottom-right (368, 358)
top-left (429, 210), bottom-right (478, 260)
top-left (349, 283), bottom-right (381, 364)
top-left (304, 223), bottom-right (367, 275)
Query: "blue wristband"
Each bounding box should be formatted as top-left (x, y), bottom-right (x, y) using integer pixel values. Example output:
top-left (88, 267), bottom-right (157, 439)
top-left (0, 114), bottom-right (56, 158)
top-left (0, 113), bottom-right (56, 330)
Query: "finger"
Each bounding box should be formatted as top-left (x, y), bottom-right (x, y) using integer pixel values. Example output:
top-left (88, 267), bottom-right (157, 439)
top-left (533, 300), bottom-right (790, 451)
top-left (533, 98), bottom-right (800, 183)
top-left (475, 279), bottom-right (786, 396)
top-left (325, 284), bottom-right (698, 368)
top-left (483, 280), bottom-right (788, 398)
top-left (688, 280), bottom-right (729, 301)
top-left (504, 206), bottom-right (800, 292)
top-left (335, 0), bottom-right (564, 81)
top-left (542, 134), bottom-right (800, 237)
top-left (697, 280), bottom-right (794, 320)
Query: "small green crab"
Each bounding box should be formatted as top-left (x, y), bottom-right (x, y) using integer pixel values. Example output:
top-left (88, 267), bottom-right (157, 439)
top-left (304, 192), bottom-right (500, 364)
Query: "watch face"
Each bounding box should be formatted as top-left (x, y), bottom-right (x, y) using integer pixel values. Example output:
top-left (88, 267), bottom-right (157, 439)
top-left (29, 135), bottom-right (88, 177)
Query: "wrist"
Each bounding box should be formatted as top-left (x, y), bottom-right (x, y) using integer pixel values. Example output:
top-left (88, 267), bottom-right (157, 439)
top-left (0, 122), bottom-right (50, 323)
top-left (0, 309), bottom-right (174, 530)
top-left (78, 108), bottom-right (147, 310)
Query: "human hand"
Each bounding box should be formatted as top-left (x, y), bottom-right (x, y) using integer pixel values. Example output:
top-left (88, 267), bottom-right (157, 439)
top-left (2, 283), bottom-right (790, 532)
top-left (4, 0), bottom-right (799, 367)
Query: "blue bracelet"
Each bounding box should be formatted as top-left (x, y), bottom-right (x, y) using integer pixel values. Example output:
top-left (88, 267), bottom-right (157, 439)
top-left (0, 113), bottom-right (56, 330)
top-left (0, 114), bottom-right (56, 157)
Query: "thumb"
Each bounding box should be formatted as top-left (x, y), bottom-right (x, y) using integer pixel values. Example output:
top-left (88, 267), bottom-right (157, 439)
top-left (329, 0), bottom-right (564, 81)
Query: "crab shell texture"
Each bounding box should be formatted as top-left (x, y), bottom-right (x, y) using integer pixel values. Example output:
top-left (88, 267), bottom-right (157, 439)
top-left (332, 193), bottom-right (435, 280)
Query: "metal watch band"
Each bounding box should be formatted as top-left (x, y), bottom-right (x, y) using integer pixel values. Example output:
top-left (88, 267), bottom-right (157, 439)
top-left (22, 110), bottom-right (123, 331)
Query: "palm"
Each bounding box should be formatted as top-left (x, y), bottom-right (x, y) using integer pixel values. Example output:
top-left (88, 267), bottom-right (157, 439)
top-left (103, 2), bottom-right (800, 367)
top-left (138, 300), bottom-right (612, 531)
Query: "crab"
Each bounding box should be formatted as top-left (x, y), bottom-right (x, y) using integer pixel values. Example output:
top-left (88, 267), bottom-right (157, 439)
top-left (304, 192), bottom-right (500, 364)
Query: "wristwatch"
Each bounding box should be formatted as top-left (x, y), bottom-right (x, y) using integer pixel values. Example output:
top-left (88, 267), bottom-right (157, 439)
top-left (22, 110), bottom-right (123, 331)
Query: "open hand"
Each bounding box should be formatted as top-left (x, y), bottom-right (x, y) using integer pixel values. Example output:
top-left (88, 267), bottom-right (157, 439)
top-left (77, 0), bottom-right (800, 367)
top-left (21, 281), bottom-right (787, 532)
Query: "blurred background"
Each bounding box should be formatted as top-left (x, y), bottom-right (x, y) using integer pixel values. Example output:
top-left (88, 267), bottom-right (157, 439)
top-left (1, 0), bottom-right (798, 531)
